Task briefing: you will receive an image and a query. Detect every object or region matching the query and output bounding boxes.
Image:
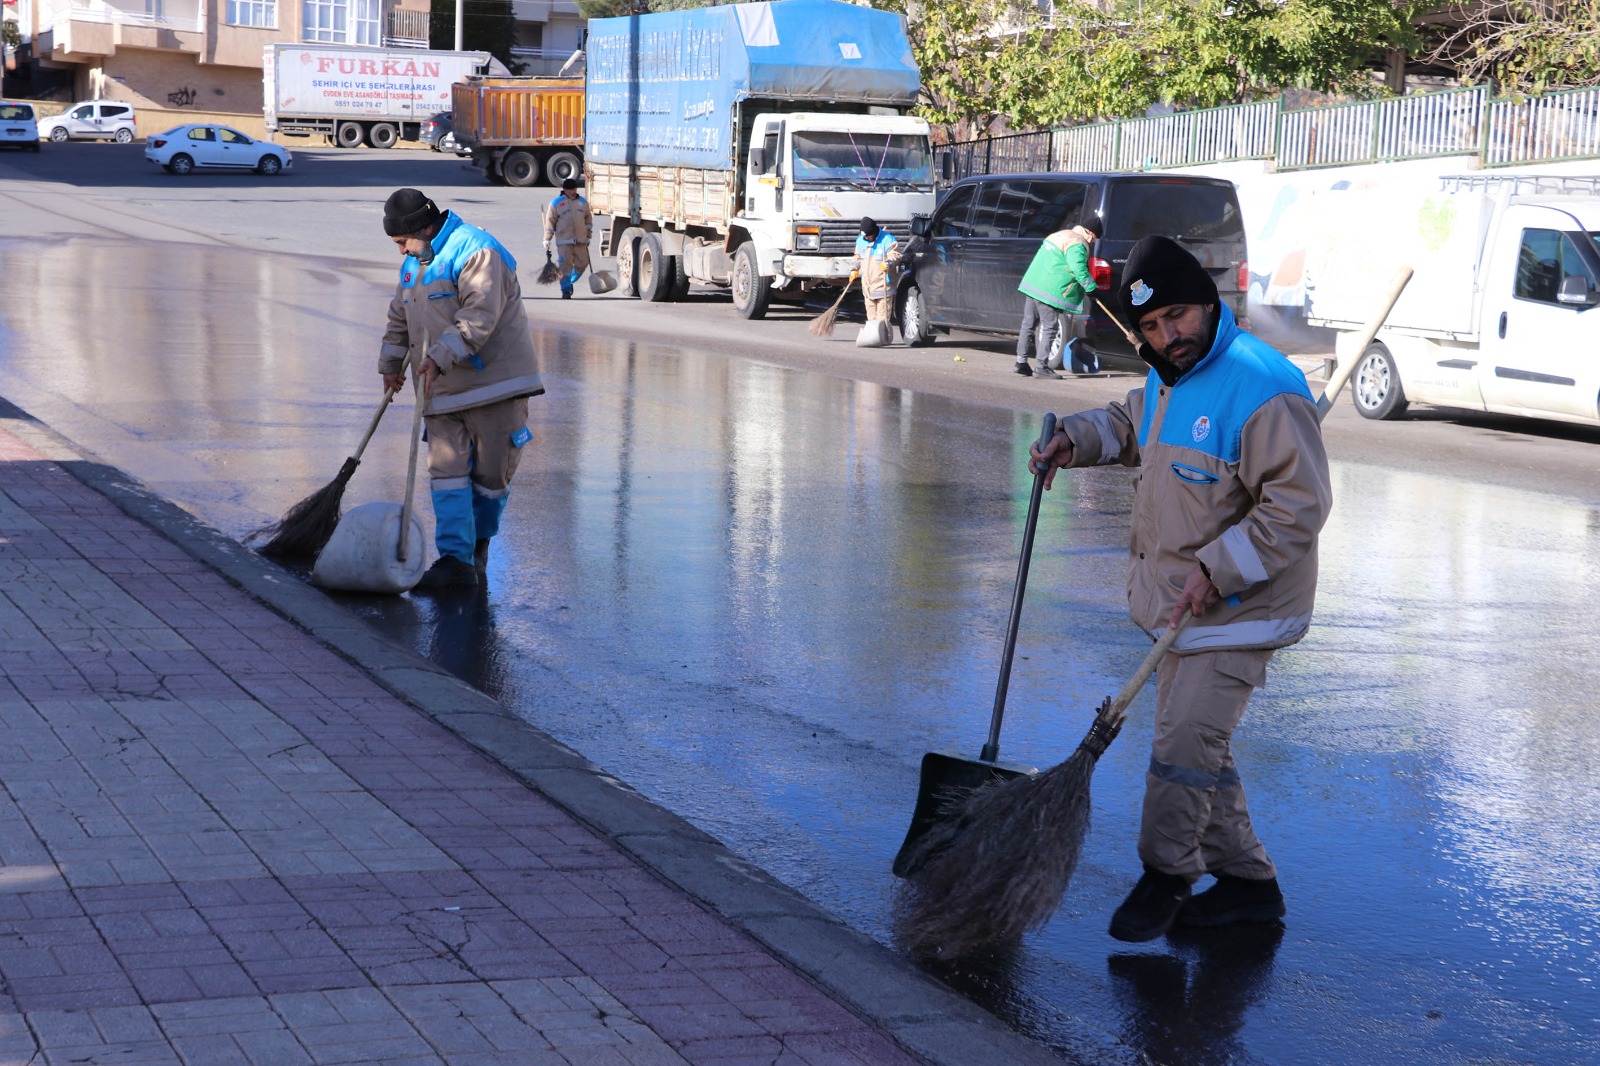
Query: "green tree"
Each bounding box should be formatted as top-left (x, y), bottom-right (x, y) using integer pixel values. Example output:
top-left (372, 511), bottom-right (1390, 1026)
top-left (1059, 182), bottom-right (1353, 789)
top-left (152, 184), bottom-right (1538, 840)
top-left (886, 0), bottom-right (1416, 136)
top-left (575, 0), bottom-right (726, 15)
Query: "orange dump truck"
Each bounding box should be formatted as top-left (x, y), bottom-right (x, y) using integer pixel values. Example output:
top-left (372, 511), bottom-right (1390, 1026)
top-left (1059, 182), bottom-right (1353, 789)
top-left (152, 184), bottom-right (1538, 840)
top-left (450, 76), bottom-right (584, 188)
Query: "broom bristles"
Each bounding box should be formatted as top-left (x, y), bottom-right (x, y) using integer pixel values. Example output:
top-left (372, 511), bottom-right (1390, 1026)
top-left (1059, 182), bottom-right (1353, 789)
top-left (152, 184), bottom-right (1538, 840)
top-left (892, 748), bottom-right (1098, 961)
top-left (808, 303), bottom-right (841, 337)
top-left (255, 457), bottom-right (359, 560)
top-left (536, 256), bottom-right (560, 285)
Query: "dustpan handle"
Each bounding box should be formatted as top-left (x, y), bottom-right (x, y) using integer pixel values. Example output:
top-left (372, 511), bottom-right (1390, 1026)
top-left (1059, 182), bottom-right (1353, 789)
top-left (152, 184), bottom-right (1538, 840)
top-left (397, 335), bottom-right (428, 563)
top-left (981, 412), bottom-right (1058, 763)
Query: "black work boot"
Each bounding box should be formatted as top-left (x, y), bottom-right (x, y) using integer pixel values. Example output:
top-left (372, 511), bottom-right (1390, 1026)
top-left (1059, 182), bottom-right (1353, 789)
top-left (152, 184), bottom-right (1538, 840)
top-left (1176, 874), bottom-right (1286, 928)
top-left (413, 555), bottom-right (478, 592)
top-left (1109, 866), bottom-right (1191, 943)
top-left (473, 538), bottom-right (490, 578)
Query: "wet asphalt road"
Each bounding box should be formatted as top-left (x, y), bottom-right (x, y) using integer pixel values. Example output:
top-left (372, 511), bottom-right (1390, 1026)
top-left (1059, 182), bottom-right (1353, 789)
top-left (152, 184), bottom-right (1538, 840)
top-left (2, 145), bottom-right (1598, 1064)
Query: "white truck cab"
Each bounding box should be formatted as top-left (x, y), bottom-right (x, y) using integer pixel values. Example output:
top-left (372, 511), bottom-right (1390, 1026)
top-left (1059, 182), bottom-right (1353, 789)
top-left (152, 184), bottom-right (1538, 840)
top-left (1307, 174), bottom-right (1600, 428)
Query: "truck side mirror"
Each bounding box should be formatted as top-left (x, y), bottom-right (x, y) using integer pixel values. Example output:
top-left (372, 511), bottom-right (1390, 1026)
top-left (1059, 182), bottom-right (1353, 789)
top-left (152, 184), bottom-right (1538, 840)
top-left (1556, 275), bottom-right (1598, 307)
top-left (749, 148), bottom-right (766, 173)
top-left (939, 154), bottom-right (953, 182)
top-left (910, 215), bottom-right (928, 238)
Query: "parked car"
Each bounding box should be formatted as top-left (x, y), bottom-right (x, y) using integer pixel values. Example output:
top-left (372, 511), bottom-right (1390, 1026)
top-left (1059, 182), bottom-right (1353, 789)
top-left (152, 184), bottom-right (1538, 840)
top-left (0, 102), bottom-right (41, 152)
top-left (37, 100), bottom-right (138, 143)
top-left (897, 172), bottom-right (1249, 370)
top-left (421, 111), bottom-right (470, 156)
top-left (144, 125), bottom-right (293, 176)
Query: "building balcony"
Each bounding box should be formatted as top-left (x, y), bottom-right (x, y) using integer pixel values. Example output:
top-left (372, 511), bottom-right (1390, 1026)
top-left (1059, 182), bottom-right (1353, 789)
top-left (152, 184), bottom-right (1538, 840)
top-left (39, 0), bottom-right (203, 60)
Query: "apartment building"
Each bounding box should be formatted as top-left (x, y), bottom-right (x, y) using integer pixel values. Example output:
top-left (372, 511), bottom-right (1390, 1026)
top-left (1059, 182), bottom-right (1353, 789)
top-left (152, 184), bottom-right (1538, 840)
top-left (4, 0), bottom-right (582, 137)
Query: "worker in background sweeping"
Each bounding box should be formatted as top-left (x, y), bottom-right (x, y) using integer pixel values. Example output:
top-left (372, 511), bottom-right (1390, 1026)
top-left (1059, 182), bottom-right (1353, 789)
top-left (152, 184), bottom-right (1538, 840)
top-left (854, 217), bottom-right (901, 344)
top-left (380, 188), bottom-right (545, 591)
top-left (1014, 214), bottom-right (1103, 378)
top-left (1029, 236), bottom-right (1332, 942)
top-left (543, 178), bottom-right (593, 300)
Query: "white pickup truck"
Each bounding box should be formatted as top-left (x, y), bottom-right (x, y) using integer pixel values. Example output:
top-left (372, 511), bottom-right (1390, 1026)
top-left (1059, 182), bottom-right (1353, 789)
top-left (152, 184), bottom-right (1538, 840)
top-left (1305, 174), bottom-right (1600, 427)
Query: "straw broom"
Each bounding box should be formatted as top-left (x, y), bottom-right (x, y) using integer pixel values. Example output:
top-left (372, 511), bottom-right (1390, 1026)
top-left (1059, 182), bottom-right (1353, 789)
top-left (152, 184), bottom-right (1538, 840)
top-left (808, 274), bottom-right (857, 337)
top-left (892, 268), bottom-right (1417, 961)
top-left (536, 252), bottom-right (560, 286)
top-left (257, 358), bottom-right (407, 560)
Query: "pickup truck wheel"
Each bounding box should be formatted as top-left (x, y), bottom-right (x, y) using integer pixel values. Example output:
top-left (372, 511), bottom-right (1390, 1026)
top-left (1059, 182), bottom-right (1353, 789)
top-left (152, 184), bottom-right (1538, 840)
top-left (545, 151), bottom-right (581, 186)
top-left (616, 228), bottom-right (643, 298)
top-left (502, 150), bottom-right (539, 188)
top-left (731, 244), bottom-right (771, 319)
top-left (898, 283), bottom-right (934, 347)
top-left (1353, 342), bottom-right (1409, 420)
top-left (335, 122), bottom-right (365, 149)
top-left (366, 123), bottom-right (398, 149)
top-left (638, 233), bottom-right (675, 303)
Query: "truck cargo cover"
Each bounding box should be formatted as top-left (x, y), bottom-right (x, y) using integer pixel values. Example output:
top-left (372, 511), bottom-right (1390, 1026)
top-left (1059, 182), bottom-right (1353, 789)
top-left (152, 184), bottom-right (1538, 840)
top-left (586, 0), bottom-right (920, 169)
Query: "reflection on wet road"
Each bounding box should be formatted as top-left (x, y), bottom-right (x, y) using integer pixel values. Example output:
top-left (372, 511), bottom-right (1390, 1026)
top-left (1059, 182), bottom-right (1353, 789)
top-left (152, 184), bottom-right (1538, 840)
top-left (2, 238), bottom-right (1596, 1064)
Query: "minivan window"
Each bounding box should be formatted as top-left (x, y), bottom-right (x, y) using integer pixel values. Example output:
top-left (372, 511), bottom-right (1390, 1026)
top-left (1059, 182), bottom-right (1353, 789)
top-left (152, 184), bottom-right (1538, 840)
top-left (969, 180), bottom-right (1030, 238)
top-left (1018, 180), bottom-right (1090, 240)
top-left (1104, 180), bottom-right (1242, 242)
top-left (101, 105), bottom-right (132, 119)
top-left (0, 104), bottom-right (32, 120)
top-left (71, 105), bottom-right (93, 119)
top-left (931, 183), bottom-right (978, 239)
top-left (1515, 228), bottom-right (1599, 304)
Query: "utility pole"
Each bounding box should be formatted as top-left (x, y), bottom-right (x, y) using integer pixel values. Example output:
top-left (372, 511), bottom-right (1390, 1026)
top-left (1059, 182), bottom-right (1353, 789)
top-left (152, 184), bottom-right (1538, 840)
top-left (454, 0), bottom-right (463, 50)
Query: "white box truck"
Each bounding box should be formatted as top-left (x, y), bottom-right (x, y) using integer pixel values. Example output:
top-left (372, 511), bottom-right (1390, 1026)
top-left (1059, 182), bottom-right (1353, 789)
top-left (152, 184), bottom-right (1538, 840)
top-left (1305, 174), bottom-right (1600, 428)
top-left (584, 0), bottom-right (936, 318)
top-left (263, 44), bottom-right (508, 149)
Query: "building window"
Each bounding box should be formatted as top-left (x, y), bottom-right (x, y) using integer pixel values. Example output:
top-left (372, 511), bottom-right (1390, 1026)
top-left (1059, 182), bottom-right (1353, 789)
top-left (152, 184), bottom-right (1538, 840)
top-left (302, 0), bottom-right (347, 42)
top-left (227, 0), bottom-right (276, 28)
top-left (353, 0), bottom-right (379, 46)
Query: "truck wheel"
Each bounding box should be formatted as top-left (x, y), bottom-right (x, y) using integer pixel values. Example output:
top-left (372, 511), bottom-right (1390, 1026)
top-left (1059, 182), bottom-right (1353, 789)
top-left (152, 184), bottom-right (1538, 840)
top-left (366, 123), bottom-right (398, 149)
top-left (616, 228), bottom-right (643, 298)
top-left (503, 150), bottom-right (540, 188)
top-left (670, 258), bottom-right (691, 302)
top-left (335, 122), bottom-right (365, 149)
top-left (731, 244), bottom-right (770, 319)
top-left (545, 151), bottom-right (581, 186)
top-left (638, 233), bottom-right (675, 303)
top-left (898, 282), bottom-right (934, 347)
top-left (1353, 342), bottom-right (1409, 420)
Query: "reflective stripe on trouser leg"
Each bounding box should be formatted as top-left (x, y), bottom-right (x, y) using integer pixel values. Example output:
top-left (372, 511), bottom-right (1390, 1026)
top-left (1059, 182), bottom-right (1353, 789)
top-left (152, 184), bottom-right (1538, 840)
top-left (559, 243), bottom-right (590, 293)
top-left (430, 484), bottom-right (475, 564)
top-left (1137, 647), bottom-right (1277, 881)
top-left (472, 486), bottom-right (508, 541)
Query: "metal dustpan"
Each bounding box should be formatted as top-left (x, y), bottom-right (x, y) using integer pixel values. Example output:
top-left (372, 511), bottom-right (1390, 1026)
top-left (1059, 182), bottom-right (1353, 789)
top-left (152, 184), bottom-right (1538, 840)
top-left (892, 413), bottom-right (1056, 878)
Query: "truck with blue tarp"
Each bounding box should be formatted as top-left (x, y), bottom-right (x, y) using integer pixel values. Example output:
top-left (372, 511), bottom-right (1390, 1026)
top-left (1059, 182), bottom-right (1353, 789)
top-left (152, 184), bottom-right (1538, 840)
top-left (583, 0), bottom-right (935, 318)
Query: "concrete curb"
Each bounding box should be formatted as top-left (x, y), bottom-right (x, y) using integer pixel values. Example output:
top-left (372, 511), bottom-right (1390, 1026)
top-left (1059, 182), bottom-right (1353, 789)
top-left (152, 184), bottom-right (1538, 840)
top-left (0, 398), bottom-right (1063, 1066)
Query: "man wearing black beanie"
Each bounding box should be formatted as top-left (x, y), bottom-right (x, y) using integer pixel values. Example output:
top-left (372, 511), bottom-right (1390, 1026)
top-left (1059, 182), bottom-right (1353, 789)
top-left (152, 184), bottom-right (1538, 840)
top-left (1030, 234), bottom-right (1332, 942)
top-left (379, 188), bottom-right (545, 591)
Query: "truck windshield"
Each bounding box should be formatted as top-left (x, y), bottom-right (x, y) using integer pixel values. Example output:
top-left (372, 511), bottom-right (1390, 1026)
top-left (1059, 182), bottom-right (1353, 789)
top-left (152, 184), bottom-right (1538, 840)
top-left (791, 132), bottom-right (932, 188)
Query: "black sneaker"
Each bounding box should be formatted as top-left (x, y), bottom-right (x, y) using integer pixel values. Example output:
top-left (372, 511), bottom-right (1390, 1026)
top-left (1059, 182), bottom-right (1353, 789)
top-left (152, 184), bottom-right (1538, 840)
top-left (473, 538), bottom-right (490, 578)
top-left (1013, 362), bottom-right (1033, 377)
top-left (1176, 875), bottom-right (1286, 928)
top-left (1109, 866), bottom-right (1191, 942)
top-left (561, 290), bottom-right (573, 300)
top-left (1034, 364), bottom-right (1061, 379)
top-left (413, 555), bottom-right (478, 592)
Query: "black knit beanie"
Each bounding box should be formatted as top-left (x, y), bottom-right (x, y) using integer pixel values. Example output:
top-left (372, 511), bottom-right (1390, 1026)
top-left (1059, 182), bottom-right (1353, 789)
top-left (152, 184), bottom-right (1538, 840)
top-left (860, 216), bottom-right (879, 239)
top-left (1119, 236), bottom-right (1218, 324)
top-left (383, 188), bottom-right (444, 237)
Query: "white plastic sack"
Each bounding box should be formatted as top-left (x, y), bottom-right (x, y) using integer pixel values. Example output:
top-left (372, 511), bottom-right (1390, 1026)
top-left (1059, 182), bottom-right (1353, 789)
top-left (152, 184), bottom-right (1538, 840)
top-left (311, 501), bottom-right (427, 594)
top-left (589, 269), bottom-right (618, 294)
top-left (855, 320), bottom-right (891, 348)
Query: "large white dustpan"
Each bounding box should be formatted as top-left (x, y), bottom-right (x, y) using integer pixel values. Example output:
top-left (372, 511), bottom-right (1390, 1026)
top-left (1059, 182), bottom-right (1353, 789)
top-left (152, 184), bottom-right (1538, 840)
top-left (855, 320), bottom-right (891, 348)
top-left (312, 355), bottom-right (430, 594)
top-left (589, 269), bottom-right (618, 294)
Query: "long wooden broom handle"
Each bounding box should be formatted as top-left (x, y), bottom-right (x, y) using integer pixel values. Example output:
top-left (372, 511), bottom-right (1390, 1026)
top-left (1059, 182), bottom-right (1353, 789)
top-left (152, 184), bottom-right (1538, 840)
top-left (1318, 266), bottom-right (1414, 418)
top-left (396, 336), bottom-right (427, 563)
top-left (348, 350), bottom-right (414, 463)
top-left (1093, 297), bottom-right (1141, 348)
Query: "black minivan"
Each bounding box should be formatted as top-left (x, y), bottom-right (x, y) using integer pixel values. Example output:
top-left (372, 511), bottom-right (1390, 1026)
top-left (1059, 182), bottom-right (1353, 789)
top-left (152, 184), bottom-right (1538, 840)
top-left (896, 173), bottom-right (1249, 370)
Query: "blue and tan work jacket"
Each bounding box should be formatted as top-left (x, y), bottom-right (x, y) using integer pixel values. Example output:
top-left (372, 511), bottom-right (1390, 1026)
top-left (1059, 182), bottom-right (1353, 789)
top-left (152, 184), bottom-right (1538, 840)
top-left (1057, 305), bottom-right (1332, 652)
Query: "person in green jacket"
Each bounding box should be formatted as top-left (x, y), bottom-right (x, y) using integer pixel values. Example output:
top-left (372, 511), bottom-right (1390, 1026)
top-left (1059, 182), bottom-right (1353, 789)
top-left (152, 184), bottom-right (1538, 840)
top-left (1015, 215), bottom-right (1103, 378)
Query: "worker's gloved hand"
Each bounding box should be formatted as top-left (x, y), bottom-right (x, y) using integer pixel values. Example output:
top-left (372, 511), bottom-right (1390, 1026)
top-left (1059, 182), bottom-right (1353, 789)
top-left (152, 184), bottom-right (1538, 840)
top-left (543, 239), bottom-right (551, 254)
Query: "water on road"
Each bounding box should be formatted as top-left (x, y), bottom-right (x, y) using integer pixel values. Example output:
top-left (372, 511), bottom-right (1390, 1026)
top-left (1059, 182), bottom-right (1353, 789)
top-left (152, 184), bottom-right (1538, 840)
top-left (2, 237), bottom-right (1596, 1064)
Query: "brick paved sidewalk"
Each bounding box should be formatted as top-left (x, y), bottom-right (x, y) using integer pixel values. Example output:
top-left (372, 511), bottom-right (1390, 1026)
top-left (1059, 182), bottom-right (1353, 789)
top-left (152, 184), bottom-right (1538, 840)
top-left (0, 426), bottom-right (932, 1065)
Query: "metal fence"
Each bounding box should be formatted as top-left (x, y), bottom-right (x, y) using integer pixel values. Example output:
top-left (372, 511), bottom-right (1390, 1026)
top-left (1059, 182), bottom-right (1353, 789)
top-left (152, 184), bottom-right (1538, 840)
top-left (936, 83), bottom-right (1600, 182)
top-left (1485, 86), bottom-right (1600, 167)
top-left (1277, 87), bottom-right (1487, 170)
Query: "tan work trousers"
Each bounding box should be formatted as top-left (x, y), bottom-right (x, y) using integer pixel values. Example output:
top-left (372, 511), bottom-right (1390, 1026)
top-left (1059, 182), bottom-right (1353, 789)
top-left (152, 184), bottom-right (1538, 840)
top-left (556, 242), bottom-right (590, 284)
top-left (425, 396), bottom-right (530, 491)
top-left (864, 295), bottom-right (892, 322)
top-left (1139, 647), bottom-right (1277, 882)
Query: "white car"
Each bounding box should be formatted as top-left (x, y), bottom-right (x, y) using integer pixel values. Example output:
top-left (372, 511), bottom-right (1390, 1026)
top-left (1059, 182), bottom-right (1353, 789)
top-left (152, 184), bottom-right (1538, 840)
top-left (37, 100), bottom-right (137, 143)
top-left (145, 124), bottom-right (293, 176)
top-left (0, 102), bottom-right (41, 152)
